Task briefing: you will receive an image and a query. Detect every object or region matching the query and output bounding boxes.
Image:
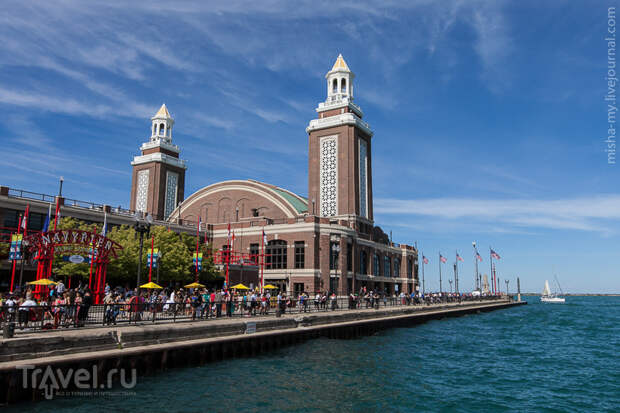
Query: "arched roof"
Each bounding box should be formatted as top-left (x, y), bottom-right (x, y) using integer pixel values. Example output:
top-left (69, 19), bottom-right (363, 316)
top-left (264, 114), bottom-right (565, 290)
top-left (170, 179), bottom-right (308, 220)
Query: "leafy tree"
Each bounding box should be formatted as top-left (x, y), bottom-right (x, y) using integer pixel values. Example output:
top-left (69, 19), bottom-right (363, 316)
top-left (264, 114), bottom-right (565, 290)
top-left (48, 217), bottom-right (221, 288)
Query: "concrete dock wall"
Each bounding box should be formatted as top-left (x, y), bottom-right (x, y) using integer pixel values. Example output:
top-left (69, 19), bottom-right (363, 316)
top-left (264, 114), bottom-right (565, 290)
top-left (0, 299), bottom-right (525, 404)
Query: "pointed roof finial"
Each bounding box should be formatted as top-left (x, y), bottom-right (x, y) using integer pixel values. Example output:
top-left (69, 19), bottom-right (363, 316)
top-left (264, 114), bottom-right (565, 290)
top-left (155, 103), bottom-right (171, 118)
top-left (331, 54), bottom-right (350, 72)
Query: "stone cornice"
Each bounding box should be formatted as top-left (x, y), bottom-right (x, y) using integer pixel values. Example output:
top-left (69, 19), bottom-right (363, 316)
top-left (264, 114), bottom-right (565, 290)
top-left (306, 112), bottom-right (373, 136)
top-left (131, 152), bottom-right (187, 169)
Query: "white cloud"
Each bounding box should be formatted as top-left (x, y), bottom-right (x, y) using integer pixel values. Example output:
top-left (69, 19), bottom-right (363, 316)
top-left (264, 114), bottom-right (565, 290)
top-left (374, 196), bottom-right (620, 233)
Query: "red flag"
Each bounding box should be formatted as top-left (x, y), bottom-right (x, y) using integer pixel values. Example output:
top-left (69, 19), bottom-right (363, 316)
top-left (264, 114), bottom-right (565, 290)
top-left (491, 249), bottom-right (501, 260)
top-left (423, 256), bottom-right (429, 265)
top-left (440, 254), bottom-right (447, 263)
top-left (476, 252), bottom-right (483, 262)
top-left (456, 253), bottom-right (464, 262)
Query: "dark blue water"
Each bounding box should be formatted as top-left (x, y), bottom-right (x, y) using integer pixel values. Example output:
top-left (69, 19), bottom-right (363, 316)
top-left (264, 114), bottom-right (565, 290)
top-left (10, 297), bottom-right (620, 412)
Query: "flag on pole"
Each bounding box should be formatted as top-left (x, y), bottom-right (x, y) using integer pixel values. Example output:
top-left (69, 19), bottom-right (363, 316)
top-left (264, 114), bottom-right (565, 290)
top-left (456, 253), bottom-right (464, 262)
top-left (476, 252), bottom-right (483, 262)
top-left (21, 205), bottom-right (30, 232)
top-left (440, 254), bottom-right (447, 263)
top-left (423, 256), bottom-right (429, 265)
top-left (42, 203), bottom-right (52, 232)
top-left (490, 249), bottom-right (501, 260)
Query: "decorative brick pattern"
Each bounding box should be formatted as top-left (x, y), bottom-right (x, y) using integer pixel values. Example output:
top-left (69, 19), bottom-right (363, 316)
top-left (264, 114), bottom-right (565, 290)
top-left (320, 137), bottom-right (338, 216)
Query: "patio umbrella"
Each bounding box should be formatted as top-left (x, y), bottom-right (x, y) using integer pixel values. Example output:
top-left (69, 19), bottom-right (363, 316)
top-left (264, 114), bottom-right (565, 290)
top-left (27, 279), bottom-right (57, 286)
top-left (140, 282), bottom-right (163, 289)
top-left (263, 284), bottom-right (278, 289)
top-left (230, 283), bottom-right (249, 290)
top-left (184, 282), bottom-right (205, 288)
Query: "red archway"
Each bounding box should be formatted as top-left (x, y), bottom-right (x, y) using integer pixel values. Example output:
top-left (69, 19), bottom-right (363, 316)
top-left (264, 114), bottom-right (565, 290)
top-left (24, 229), bottom-right (123, 304)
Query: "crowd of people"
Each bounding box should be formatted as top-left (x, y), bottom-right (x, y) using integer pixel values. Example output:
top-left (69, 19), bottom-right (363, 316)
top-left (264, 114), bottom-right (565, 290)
top-left (0, 279), bottom-right (504, 331)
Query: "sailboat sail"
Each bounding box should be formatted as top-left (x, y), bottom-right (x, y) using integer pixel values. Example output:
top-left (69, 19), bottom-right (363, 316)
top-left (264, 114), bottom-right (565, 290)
top-left (542, 280), bottom-right (551, 296)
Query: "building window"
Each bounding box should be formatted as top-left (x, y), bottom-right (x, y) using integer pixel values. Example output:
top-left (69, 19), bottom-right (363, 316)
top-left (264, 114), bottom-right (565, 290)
top-left (159, 123), bottom-right (165, 136)
top-left (294, 283), bottom-right (305, 297)
top-left (407, 259), bottom-right (413, 278)
top-left (332, 78), bottom-right (338, 93)
top-left (250, 243), bottom-right (259, 265)
top-left (136, 169), bottom-right (150, 212)
top-left (295, 241), bottom-right (305, 269)
top-left (394, 257), bottom-right (401, 278)
top-left (373, 254), bottom-right (380, 276)
top-left (347, 244), bottom-right (352, 271)
top-left (266, 240), bottom-right (287, 269)
top-left (330, 241), bottom-right (340, 270)
top-left (222, 245), bottom-right (230, 264)
top-left (320, 137), bottom-right (338, 216)
top-left (360, 250), bottom-right (367, 275)
top-left (384, 256), bottom-right (392, 277)
top-left (341, 78), bottom-right (347, 93)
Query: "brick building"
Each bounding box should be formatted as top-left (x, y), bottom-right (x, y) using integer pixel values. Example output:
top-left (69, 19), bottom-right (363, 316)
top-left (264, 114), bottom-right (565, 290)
top-left (151, 55), bottom-right (419, 295)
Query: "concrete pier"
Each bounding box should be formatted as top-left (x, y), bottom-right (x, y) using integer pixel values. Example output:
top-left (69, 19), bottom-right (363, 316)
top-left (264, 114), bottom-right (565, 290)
top-left (0, 299), bottom-right (525, 404)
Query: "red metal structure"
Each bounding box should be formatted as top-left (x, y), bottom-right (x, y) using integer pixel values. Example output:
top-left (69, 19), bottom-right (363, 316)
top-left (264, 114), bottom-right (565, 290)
top-left (23, 229), bottom-right (122, 303)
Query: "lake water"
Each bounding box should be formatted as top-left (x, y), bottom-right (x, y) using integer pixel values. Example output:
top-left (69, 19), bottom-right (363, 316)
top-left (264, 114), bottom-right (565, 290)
top-left (9, 296), bottom-right (620, 412)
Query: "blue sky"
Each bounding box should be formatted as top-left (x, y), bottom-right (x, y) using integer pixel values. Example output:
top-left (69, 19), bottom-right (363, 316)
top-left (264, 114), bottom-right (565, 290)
top-left (0, 1), bottom-right (616, 293)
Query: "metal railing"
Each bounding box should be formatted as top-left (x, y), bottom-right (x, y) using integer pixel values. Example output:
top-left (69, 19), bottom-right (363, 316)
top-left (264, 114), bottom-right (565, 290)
top-left (0, 295), bottom-right (507, 333)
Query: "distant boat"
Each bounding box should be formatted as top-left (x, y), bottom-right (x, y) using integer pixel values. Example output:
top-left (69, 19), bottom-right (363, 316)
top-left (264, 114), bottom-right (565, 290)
top-left (541, 277), bottom-right (565, 303)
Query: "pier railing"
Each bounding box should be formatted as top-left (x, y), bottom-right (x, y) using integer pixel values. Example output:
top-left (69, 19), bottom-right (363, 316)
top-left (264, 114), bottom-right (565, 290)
top-left (0, 295), bottom-right (507, 334)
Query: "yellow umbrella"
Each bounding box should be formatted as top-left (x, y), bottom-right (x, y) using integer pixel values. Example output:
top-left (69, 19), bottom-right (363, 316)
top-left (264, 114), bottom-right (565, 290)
top-left (140, 282), bottom-right (163, 289)
top-left (27, 279), bottom-right (57, 286)
top-left (230, 283), bottom-right (249, 290)
top-left (263, 284), bottom-right (278, 289)
top-left (184, 282), bottom-right (205, 289)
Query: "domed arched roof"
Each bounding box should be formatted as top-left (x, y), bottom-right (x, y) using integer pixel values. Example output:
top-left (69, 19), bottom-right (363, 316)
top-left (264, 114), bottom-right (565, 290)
top-left (170, 179), bottom-right (308, 222)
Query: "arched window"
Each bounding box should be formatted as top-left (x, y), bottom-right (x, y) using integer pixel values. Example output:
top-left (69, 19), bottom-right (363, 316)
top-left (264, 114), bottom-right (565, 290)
top-left (332, 78), bottom-right (338, 94)
top-left (360, 250), bottom-right (367, 275)
top-left (266, 240), bottom-right (287, 269)
top-left (341, 78), bottom-right (347, 94)
top-left (384, 256), bottom-right (392, 277)
top-left (373, 254), bottom-right (380, 276)
top-left (159, 123), bottom-right (165, 136)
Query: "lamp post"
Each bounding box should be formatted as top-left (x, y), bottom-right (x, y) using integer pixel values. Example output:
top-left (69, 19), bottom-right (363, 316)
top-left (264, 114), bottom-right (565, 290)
top-left (134, 212), bottom-right (153, 290)
top-left (505, 279), bottom-right (509, 296)
top-left (448, 279), bottom-right (453, 293)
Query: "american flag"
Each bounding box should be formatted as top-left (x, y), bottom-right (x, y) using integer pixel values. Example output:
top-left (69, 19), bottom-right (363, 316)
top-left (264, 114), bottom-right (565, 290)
top-left (440, 254), bottom-right (447, 263)
top-left (476, 252), bottom-right (483, 262)
top-left (423, 256), bottom-right (429, 265)
top-left (456, 253), bottom-right (464, 262)
top-left (490, 249), bottom-right (501, 260)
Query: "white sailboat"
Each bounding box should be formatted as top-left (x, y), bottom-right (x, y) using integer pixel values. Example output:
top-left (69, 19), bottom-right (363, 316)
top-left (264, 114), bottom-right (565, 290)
top-left (541, 278), bottom-right (565, 303)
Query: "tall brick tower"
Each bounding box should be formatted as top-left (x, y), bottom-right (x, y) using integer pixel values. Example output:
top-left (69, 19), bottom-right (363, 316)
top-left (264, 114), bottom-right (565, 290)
top-left (130, 104), bottom-right (187, 219)
top-left (307, 55), bottom-right (374, 225)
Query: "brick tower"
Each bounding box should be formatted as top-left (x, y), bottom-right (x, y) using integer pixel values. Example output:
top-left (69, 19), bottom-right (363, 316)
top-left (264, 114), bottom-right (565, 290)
top-left (130, 104), bottom-right (187, 219)
top-left (306, 54), bottom-right (374, 225)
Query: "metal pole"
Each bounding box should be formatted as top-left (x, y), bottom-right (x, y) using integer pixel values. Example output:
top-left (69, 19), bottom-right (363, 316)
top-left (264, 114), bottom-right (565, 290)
top-left (438, 252), bottom-right (442, 293)
top-left (422, 254), bottom-right (425, 294)
top-left (505, 279), bottom-right (509, 296)
top-left (517, 277), bottom-right (521, 302)
top-left (473, 242), bottom-right (478, 291)
top-left (58, 176), bottom-right (64, 197)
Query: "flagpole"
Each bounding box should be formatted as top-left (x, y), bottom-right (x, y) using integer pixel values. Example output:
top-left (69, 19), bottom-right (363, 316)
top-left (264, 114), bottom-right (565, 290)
top-left (421, 253), bottom-right (425, 294)
top-left (438, 252), bottom-right (442, 293)
top-left (489, 248), bottom-right (494, 294)
top-left (195, 219), bottom-right (200, 282)
top-left (149, 234), bottom-right (155, 283)
top-left (260, 227), bottom-right (265, 293)
top-left (473, 242), bottom-right (478, 292)
top-left (10, 215), bottom-right (22, 292)
top-left (18, 206), bottom-right (30, 289)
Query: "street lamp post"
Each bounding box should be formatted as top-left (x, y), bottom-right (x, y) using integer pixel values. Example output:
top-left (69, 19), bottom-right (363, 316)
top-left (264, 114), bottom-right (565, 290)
top-left (505, 279), bottom-right (509, 296)
top-left (134, 212), bottom-right (153, 291)
top-left (448, 279), bottom-right (453, 293)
